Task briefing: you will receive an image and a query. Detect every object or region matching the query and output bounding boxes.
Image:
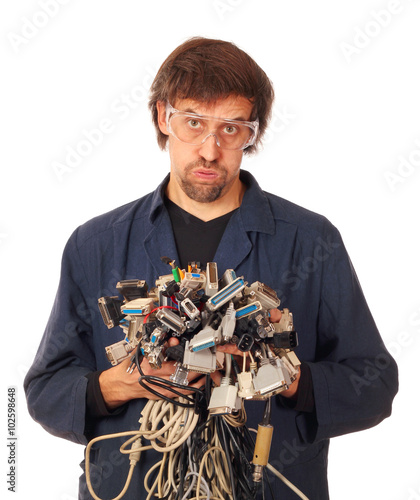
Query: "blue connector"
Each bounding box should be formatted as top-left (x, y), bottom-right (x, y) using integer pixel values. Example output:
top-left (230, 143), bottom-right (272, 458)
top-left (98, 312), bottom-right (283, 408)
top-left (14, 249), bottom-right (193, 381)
top-left (206, 277), bottom-right (246, 311)
top-left (235, 301), bottom-right (262, 319)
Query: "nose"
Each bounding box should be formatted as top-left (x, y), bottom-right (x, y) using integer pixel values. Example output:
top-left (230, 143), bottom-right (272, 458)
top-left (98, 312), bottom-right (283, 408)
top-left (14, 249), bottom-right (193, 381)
top-left (198, 134), bottom-right (221, 162)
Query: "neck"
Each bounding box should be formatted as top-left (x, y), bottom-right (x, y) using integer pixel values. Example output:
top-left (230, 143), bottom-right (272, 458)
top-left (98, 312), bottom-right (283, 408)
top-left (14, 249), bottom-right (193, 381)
top-left (166, 176), bottom-right (246, 222)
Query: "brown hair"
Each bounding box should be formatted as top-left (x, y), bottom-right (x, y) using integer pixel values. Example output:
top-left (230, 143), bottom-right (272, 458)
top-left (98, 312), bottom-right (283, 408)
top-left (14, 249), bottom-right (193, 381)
top-left (148, 37), bottom-right (275, 154)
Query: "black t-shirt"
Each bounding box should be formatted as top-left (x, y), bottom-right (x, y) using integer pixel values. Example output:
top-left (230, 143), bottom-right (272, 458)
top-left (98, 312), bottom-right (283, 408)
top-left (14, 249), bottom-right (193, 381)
top-left (164, 196), bottom-right (237, 270)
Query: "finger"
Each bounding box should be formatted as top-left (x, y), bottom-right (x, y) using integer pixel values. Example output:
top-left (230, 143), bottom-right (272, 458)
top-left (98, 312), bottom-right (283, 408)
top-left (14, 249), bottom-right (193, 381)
top-left (210, 370), bottom-right (222, 387)
top-left (217, 344), bottom-right (242, 356)
top-left (187, 375), bottom-right (207, 390)
top-left (269, 308), bottom-right (282, 323)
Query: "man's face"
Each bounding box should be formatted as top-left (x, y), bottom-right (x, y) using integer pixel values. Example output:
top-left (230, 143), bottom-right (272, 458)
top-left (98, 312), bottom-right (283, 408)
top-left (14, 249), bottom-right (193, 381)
top-left (156, 95), bottom-right (254, 204)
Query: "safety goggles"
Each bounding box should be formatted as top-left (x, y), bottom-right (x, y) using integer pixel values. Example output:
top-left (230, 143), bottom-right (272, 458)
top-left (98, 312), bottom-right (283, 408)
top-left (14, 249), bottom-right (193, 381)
top-left (165, 102), bottom-right (259, 151)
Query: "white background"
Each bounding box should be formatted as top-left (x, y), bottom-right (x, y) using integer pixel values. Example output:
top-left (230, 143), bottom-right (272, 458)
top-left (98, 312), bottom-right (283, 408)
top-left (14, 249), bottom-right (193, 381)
top-left (1, 1), bottom-right (419, 499)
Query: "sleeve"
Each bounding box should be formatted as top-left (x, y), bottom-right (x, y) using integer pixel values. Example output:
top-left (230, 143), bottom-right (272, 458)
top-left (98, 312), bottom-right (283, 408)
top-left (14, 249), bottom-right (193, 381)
top-left (295, 225), bottom-right (399, 444)
top-left (24, 229), bottom-right (97, 445)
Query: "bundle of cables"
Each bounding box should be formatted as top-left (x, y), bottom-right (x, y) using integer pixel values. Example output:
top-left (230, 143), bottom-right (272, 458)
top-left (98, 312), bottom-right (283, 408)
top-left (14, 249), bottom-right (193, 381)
top-left (85, 350), bottom-right (309, 500)
top-left (89, 262), bottom-right (310, 499)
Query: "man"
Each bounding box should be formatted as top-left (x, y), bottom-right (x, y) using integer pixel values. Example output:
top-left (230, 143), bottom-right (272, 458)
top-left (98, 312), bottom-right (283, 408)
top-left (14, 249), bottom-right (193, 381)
top-left (25, 37), bottom-right (398, 499)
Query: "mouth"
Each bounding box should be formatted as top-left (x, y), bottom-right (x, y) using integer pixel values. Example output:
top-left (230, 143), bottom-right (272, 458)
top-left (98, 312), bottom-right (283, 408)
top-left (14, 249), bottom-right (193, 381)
top-left (192, 169), bottom-right (220, 181)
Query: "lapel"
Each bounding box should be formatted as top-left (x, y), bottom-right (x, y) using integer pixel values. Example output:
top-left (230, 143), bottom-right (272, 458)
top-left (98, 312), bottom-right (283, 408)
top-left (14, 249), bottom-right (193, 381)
top-left (212, 210), bottom-right (252, 273)
top-left (143, 211), bottom-right (180, 278)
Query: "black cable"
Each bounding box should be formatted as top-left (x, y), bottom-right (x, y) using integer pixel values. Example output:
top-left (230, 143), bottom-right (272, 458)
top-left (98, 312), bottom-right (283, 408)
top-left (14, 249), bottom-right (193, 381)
top-left (263, 466), bottom-right (276, 500)
top-left (216, 416), bottom-right (237, 500)
top-left (135, 349), bottom-right (206, 409)
top-left (138, 375), bottom-right (197, 408)
top-left (177, 442), bottom-right (188, 500)
top-left (221, 418), bottom-right (254, 481)
top-left (223, 421), bottom-right (255, 500)
top-left (262, 397), bottom-right (272, 425)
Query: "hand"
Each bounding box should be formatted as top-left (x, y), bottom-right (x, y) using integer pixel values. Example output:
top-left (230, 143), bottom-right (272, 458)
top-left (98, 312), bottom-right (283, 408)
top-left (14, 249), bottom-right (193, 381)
top-left (214, 308), bottom-right (301, 398)
top-left (99, 338), bottom-right (206, 410)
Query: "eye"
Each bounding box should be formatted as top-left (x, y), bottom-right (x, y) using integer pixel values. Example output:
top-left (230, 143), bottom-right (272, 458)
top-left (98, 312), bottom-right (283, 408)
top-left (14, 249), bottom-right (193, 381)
top-left (187, 119), bottom-right (202, 129)
top-left (223, 125), bottom-right (238, 135)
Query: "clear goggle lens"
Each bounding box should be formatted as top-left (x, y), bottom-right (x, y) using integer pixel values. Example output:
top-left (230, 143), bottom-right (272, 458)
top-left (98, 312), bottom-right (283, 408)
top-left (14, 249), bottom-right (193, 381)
top-left (166, 103), bottom-right (259, 151)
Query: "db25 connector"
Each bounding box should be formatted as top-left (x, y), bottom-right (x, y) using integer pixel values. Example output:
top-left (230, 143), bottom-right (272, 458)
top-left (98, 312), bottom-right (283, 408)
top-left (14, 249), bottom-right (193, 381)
top-left (189, 324), bottom-right (222, 352)
top-left (121, 297), bottom-right (155, 316)
top-left (183, 341), bottom-right (217, 373)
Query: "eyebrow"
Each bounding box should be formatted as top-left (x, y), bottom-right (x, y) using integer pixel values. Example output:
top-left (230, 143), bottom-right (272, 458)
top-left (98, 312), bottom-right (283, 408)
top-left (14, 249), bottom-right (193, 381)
top-left (181, 107), bottom-right (248, 122)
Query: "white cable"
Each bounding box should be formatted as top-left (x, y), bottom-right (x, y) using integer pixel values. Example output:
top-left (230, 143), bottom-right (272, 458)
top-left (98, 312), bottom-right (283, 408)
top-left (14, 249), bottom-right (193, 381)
top-left (266, 463), bottom-right (310, 500)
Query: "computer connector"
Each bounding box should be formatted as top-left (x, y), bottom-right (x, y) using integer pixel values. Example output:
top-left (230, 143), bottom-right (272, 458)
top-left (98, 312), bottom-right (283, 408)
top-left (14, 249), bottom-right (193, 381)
top-left (273, 330), bottom-right (299, 349)
top-left (189, 324), bottom-right (221, 352)
top-left (220, 301), bottom-right (236, 342)
top-left (156, 309), bottom-right (186, 335)
top-left (205, 262), bottom-right (218, 296)
top-left (116, 279), bottom-right (148, 301)
top-left (180, 272), bottom-right (206, 291)
top-left (98, 296), bottom-right (124, 329)
top-left (247, 281), bottom-right (280, 310)
top-left (105, 340), bottom-right (133, 366)
top-left (180, 297), bottom-right (200, 320)
top-left (169, 363), bottom-right (190, 386)
top-left (219, 269), bottom-right (237, 288)
top-left (206, 277), bottom-right (246, 311)
top-left (208, 381), bottom-right (241, 415)
top-left (121, 297), bottom-right (154, 316)
top-left (237, 371), bottom-right (255, 399)
top-left (183, 341), bottom-right (217, 373)
top-left (146, 346), bottom-right (164, 369)
top-left (149, 326), bottom-right (166, 345)
top-left (253, 359), bottom-right (288, 396)
top-left (277, 351), bottom-right (300, 381)
top-left (235, 301), bottom-right (262, 320)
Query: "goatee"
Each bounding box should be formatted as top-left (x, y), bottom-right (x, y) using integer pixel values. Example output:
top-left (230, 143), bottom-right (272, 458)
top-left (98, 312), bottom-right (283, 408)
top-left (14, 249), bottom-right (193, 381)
top-left (179, 160), bottom-right (228, 203)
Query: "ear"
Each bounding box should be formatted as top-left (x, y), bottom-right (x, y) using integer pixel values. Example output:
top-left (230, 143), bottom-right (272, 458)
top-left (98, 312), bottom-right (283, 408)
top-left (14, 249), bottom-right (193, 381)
top-left (156, 100), bottom-right (169, 136)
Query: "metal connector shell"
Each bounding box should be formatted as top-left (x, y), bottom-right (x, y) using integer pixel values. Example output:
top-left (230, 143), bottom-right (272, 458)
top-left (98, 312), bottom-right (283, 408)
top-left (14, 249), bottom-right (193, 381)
top-left (206, 277), bottom-right (246, 311)
top-left (180, 272), bottom-right (206, 291)
top-left (205, 262), bottom-right (218, 296)
top-left (121, 297), bottom-right (154, 316)
top-left (116, 279), bottom-right (148, 301)
top-left (156, 309), bottom-right (186, 335)
top-left (208, 384), bottom-right (240, 415)
top-left (105, 340), bottom-right (133, 366)
top-left (235, 301), bottom-right (262, 319)
top-left (253, 361), bottom-right (288, 395)
top-left (189, 325), bottom-right (221, 352)
top-left (98, 296), bottom-right (124, 329)
top-left (180, 297), bottom-right (200, 319)
top-left (183, 341), bottom-right (217, 373)
top-left (248, 282), bottom-right (280, 309)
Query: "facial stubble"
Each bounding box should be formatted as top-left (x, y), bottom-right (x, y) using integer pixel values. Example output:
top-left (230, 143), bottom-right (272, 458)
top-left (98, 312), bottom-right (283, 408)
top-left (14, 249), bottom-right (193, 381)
top-left (177, 161), bottom-right (231, 204)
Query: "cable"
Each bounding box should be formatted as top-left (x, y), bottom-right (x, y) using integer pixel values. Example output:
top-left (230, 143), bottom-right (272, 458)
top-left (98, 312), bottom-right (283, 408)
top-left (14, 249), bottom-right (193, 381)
top-left (216, 417), bottom-right (237, 500)
top-left (248, 428), bottom-right (310, 500)
top-left (85, 431), bottom-right (149, 500)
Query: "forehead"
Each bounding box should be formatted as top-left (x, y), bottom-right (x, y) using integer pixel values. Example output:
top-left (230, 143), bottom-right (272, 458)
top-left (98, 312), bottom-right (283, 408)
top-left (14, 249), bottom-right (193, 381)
top-left (173, 95), bottom-right (254, 121)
